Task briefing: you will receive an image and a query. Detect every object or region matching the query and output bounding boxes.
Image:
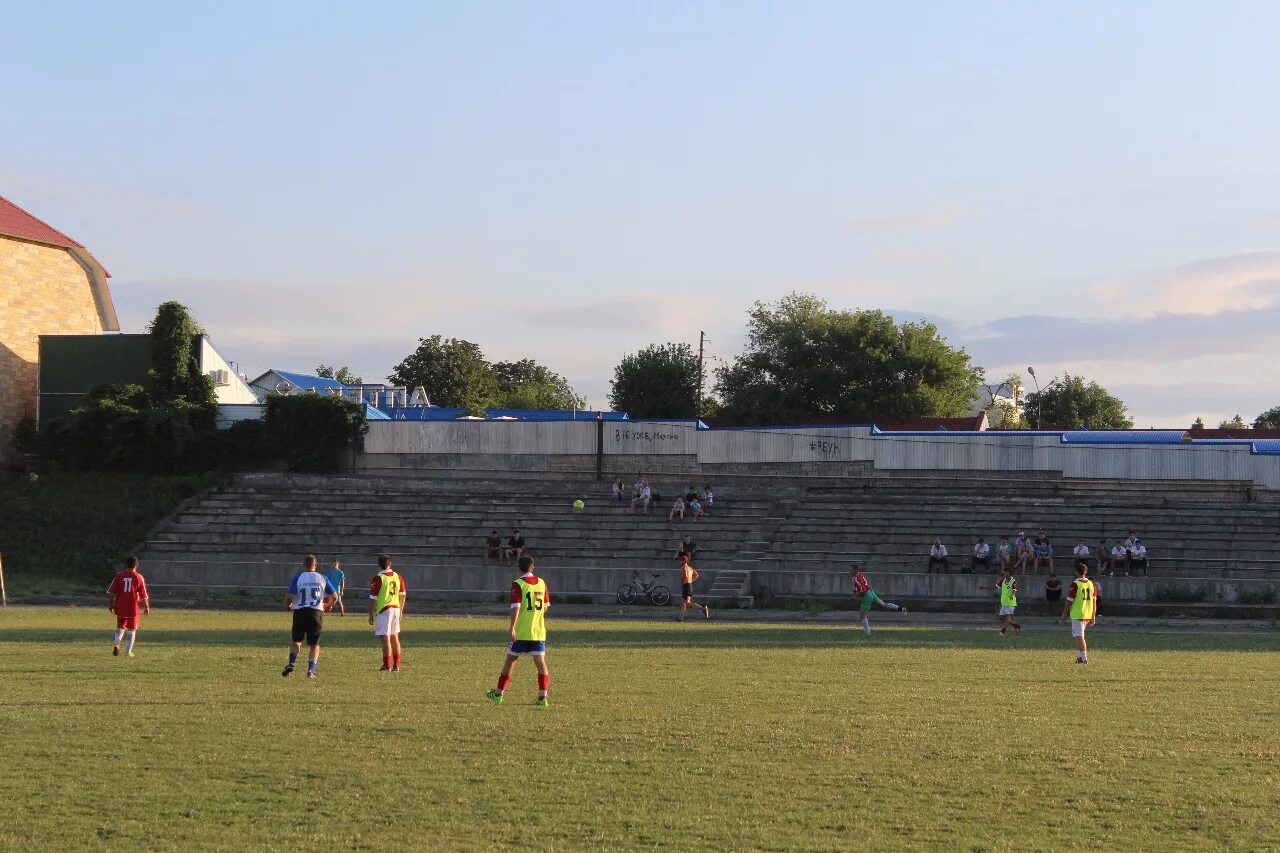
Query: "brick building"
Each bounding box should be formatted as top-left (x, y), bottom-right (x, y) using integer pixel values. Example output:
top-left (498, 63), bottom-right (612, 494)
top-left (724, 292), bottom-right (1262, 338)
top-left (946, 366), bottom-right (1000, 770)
top-left (0, 194), bottom-right (118, 454)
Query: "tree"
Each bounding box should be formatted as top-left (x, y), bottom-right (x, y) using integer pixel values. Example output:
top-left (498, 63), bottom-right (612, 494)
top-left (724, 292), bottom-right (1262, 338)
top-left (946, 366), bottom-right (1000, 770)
top-left (609, 343), bottom-right (702, 418)
top-left (713, 293), bottom-right (981, 424)
top-left (491, 359), bottom-right (585, 410)
top-left (387, 336), bottom-right (496, 412)
top-left (148, 301), bottom-right (216, 413)
top-left (316, 365), bottom-right (363, 385)
top-left (1218, 414), bottom-right (1248, 429)
top-left (1023, 373), bottom-right (1133, 430)
top-left (1254, 407), bottom-right (1280, 429)
top-left (981, 372), bottom-right (1026, 430)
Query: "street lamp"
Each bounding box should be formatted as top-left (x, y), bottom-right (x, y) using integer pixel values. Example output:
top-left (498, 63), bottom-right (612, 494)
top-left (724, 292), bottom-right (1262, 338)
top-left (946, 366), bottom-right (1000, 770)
top-left (1027, 367), bottom-right (1041, 429)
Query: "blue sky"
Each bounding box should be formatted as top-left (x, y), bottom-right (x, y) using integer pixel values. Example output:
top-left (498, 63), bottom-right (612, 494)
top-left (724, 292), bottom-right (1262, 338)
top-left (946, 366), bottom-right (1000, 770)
top-left (4, 1), bottom-right (1279, 424)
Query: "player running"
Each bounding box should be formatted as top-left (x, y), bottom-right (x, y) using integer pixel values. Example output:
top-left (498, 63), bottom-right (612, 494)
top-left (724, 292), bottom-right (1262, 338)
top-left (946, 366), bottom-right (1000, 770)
top-left (995, 566), bottom-right (1022, 636)
top-left (677, 554), bottom-right (710, 621)
top-left (1061, 562), bottom-right (1099, 664)
top-left (282, 554), bottom-right (336, 679)
top-left (849, 565), bottom-right (906, 636)
top-left (485, 555), bottom-right (551, 708)
top-left (326, 559), bottom-right (347, 616)
top-left (369, 555), bottom-right (407, 672)
top-left (107, 555), bottom-right (150, 658)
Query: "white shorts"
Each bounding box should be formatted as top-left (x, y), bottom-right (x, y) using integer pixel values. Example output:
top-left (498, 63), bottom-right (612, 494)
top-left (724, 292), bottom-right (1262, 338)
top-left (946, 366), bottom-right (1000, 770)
top-left (374, 607), bottom-right (402, 637)
top-left (998, 606), bottom-right (1017, 616)
top-left (1071, 619), bottom-right (1089, 638)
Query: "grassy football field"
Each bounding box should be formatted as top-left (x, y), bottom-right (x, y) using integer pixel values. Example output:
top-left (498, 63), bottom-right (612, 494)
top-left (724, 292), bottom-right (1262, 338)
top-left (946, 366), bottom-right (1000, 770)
top-left (0, 608), bottom-right (1277, 851)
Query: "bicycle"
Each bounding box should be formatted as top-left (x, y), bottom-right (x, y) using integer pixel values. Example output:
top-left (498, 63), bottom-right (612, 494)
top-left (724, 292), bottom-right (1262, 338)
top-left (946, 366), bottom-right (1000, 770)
top-left (616, 571), bottom-right (671, 606)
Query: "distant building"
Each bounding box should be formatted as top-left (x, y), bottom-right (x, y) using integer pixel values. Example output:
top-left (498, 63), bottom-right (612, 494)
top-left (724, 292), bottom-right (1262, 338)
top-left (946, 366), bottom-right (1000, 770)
top-left (1, 194), bottom-right (118, 454)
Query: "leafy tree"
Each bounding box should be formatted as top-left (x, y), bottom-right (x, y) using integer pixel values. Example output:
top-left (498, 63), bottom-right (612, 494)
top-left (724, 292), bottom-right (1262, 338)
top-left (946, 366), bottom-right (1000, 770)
top-left (1218, 414), bottom-right (1248, 429)
top-left (387, 336), bottom-right (497, 412)
top-left (1023, 373), bottom-right (1133, 430)
top-left (608, 343), bottom-right (702, 418)
top-left (265, 394), bottom-right (367, 472)
top-left (316, 365), bottom-right (363, 385)
top-left (492, 359), bottom-right (585, 410)
top-left (981, 372), bottom-right (1027, 430)
top-left (1254, 407), bottom-right (1280, 429)
top-left (148, 301), bottom-right (215, 415)
top-left (713, 293), bottom-right (980, 424)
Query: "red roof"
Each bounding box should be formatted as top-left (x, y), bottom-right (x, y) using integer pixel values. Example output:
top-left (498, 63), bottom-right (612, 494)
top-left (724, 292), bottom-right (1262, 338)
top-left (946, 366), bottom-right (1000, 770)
top-left (0, 194), bottom-right (87, 250)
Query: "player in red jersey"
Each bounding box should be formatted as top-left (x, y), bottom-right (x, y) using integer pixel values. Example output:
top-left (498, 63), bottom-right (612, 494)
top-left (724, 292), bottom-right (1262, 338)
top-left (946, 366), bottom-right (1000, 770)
top-left (107, 555), bottom-right (151, 658)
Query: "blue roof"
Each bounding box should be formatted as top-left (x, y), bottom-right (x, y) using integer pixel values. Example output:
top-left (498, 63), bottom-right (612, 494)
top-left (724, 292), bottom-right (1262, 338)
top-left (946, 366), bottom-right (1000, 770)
top-left (1059, 430), bottom-right (1186, 445)
top-left (1250, 440), bottom-right (1280, 455)
top-left (483, 408), bottom-right (629, 421)
top-left (378, 406), bottom-right (469, 421)
top-left (364, 404), bottom-right (390, 421)
top-left (271, 370), bottom-right (343, 391)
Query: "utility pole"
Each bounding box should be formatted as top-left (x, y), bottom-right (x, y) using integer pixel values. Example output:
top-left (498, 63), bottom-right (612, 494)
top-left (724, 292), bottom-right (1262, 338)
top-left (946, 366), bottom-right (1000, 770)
top-left (696, 331), bottom-right (706, 414)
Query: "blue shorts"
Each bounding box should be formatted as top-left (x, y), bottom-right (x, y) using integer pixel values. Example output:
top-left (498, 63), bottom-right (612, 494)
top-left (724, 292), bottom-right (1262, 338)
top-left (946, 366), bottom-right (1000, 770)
top-left (508, 640), bottom-right (546, 657)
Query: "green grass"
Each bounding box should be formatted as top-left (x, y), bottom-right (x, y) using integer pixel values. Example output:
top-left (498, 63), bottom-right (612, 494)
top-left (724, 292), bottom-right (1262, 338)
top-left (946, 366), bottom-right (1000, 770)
top-left (1, 609), bottom-right (1277, 851)
top-left (0, 473), bottom-right (213, 594)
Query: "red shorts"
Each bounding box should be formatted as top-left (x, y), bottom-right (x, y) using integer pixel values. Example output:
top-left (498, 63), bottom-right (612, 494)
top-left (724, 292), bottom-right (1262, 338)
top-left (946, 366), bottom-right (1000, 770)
top-left (116, 615), bottom-right (139, 630)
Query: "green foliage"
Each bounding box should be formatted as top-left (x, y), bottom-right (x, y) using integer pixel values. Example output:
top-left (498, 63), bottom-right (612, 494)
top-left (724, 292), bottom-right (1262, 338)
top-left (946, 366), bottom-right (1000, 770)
top-left (388, 335), bottom-right (497, 413)
top-left (316, 364), bottom-right (363, 385)
top-left (0, 472), bottom-right (214, 591)
top-left (492, 359), bottom-right (586, 410)
top-left (608, 342), bottom-right (702, 418)
top-left (264, 394), bottom-right (367, 473)
top-left (714, 293), bottom-right (981, 424)
top-left (148, 301), bottom-right (216, 416)
top-left (11, 415), bottom-right (38, 455)
top-left (1254, 406), bottom-right (1280, 429)
top-left (1219, 414), bottom-right (1248, 429)
top-left (1023, 373), bottom-right (1133, 430)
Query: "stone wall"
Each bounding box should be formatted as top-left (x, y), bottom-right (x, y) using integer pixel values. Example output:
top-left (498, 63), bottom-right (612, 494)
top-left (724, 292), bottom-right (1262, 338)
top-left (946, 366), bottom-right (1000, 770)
top-left (0, 236), bottom-right (106, 455)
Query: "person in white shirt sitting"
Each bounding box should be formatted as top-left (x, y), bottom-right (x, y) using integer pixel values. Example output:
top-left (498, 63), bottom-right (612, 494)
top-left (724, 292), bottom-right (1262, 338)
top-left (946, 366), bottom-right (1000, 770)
top-left (1128, 540), bottom-right (1149, 576)
top-left (669, 497), bottom-right (686, 522)
top-left (1072, 540), bottom-right (1091, 569)
top-left (971, 538), bottom-right (991, 574)
top-left (928, 540), bottom-right (949, 573)
top-left (1109, 543), bottom-right (1128, 576)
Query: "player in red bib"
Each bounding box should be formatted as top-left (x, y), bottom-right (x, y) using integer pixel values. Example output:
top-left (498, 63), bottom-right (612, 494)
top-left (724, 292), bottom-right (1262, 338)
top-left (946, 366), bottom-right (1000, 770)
top-left (107, 555), bottom-right (151, 658)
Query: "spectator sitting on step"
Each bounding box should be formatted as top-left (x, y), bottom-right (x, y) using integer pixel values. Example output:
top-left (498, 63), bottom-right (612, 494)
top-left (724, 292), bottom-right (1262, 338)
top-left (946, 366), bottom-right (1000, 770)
top-left (993, 535), bottom-right (1012, 572)
top-left (702, 485), bottom-right (715, 514)
top-left (972, 538), bottom-right (990, 574)
top-left (1128, 539), bottom-right (1149, 576)
top-left (677, 535), bottom-right (698, 561)
top-left (1045, 572), bottom-right (1063, 605)
top-left (1032, 535), bottom-right (1054, 573)
top-left (485, 530), bottom-right (502, 564)
top-left (688, 497), bottom-right (705, 519)
top-left (1012, 532), bottom-right (1032, 573)
top-left (928, 539), bottom-right (949, 573)
top-left (684, 487), bottom-right (698, 504)
top-left (631, 480), bottom-right (651, 514)
top-left (1097, 539), bottom-right (1113, 576)
top-left (1109, 542), bottom-right (1128, 577)
top-left (1072, 540), bottom-right (1091, 570)
top-left (503, 529), bottom-right (526, 565)
top-left (669, 496), bottom-right (686, 522)
top-left (611, 479), bottom-right (626, 503)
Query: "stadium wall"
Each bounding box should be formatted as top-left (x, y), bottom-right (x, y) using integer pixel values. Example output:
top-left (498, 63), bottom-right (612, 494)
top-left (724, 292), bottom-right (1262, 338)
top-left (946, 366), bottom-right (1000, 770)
top-left (356, 422), bottom-right (1280, 488)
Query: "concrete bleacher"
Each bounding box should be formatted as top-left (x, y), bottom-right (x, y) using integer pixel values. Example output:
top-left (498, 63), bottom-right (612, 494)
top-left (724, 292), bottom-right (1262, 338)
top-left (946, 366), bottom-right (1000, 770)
top-left (134, 471), bottom-right (1280, 612)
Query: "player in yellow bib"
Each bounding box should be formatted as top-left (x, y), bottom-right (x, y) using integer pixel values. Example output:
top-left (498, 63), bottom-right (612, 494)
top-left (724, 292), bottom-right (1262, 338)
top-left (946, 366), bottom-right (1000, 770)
top-left (485, 555), bottom-right (551, 708)
top-left (989, 565), bottom-right (1022, 636)
top-left (1060, 562), bottom-right (1099, 664)
top-left (368, 554), bottom-right (407, 672)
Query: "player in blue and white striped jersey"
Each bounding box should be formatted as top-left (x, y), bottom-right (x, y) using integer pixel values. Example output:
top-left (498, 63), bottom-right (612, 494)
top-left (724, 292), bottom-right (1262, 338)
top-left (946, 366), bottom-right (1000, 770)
top-left (282, 554), bottom-right (336, 679)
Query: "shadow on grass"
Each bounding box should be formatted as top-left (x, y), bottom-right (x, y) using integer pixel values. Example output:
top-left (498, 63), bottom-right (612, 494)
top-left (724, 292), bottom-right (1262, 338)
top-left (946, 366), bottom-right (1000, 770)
top-left (1, 624), bottom-right (1277, 653)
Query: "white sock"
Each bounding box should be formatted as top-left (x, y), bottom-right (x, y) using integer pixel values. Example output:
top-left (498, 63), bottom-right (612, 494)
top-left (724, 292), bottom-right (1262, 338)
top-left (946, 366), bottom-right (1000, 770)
top-left (862, 618), bottom-right (872, 636)
top-left (114, 629), bottom-right (124, 646)
top-left (124, 630), bottom-right (137, 654)
top-left (886, 603), bottom-right (901, 611)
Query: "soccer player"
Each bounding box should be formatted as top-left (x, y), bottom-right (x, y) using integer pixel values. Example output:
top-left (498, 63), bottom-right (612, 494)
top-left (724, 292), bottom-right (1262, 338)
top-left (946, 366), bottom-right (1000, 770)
top-left (677, 554), bottom-right (710, 621)
top-left (326, 559), bottom-right (347, 616)
top-left (1060, 562), bottom-right (1099, 664)
top-left (107, 555), bottom-right (150, 657)
top-left (282, 554), bottom-right (336, 679)
top-left (485, 555), bottom-right (551, 707)
top-left (995, 566), bottom-right (1021, 636)
top-left (849, 565), bottom-right (906, 636)
top-left (368, 554), bottom-right (407, 672)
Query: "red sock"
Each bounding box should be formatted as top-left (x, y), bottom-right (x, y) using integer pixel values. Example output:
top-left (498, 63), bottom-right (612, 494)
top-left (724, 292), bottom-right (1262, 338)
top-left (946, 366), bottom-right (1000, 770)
top-left (393, 653), bottom-right (401, 669)
top-left (497, 673), bottom-right (511, 691)
top-left (537, 673), bottom-right (549, 691)
top-left (383, 655), bottom-right (391, 669)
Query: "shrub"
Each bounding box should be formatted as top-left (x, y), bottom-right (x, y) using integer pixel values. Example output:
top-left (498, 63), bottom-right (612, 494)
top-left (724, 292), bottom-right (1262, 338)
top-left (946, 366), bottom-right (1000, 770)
top-left (264, 394), bottom-right (367, 473)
